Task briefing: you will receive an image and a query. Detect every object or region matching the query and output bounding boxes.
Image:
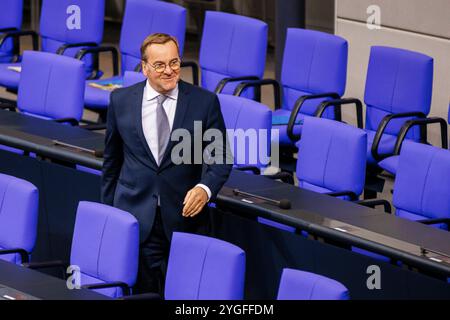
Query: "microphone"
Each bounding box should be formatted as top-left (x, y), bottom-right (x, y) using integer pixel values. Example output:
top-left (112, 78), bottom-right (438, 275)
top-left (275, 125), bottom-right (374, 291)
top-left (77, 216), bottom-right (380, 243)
top-left (232, 188), bottom-right (291, 210)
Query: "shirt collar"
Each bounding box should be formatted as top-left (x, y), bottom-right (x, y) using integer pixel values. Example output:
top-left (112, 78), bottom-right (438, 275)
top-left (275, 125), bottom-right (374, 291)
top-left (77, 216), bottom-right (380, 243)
top-left (145, 80), bottom-right (178, 101)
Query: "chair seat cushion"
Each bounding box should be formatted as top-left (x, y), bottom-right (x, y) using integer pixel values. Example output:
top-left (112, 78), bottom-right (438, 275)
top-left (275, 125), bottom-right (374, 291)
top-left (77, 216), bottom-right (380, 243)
top-left (0, 63), bottom-right (21, 89)
top-left (84, 76), bottom-right (123, 109)
top-left (378, 155), bottom-right (399, 175)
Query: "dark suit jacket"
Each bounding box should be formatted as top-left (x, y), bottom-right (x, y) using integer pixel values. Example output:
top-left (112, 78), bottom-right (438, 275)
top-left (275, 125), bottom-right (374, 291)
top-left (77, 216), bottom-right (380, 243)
top-left (101, 80), bottom-right (232, 242)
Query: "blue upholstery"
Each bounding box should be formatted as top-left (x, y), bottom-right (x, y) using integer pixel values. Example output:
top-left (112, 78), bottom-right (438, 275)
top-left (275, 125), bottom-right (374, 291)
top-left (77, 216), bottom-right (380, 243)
top-left (17, 51), bottom-right (85, 121)
top-left (165, 232), bottom-right (246, 300)
top-left (0, 0), bottom-right (105, 90)
top-left (123, 71), bottom-right (146, 87)
top-left (217, 94), bottom-right (272, 170)
top-left (297, 117), bottom-right (367, 198)
top-left (363, 46), bottom-right (433, 165)
top-left (70, 201), bottom-right (139, 298)
top-left (0, 0), bottom-right (23, 63)
top-left (0, 173), bottom-right (38, 265)
top-left (277, 268), bottom-right (349, 300)
top-left (84, 0), bottom-right (186, 109)
top-left (274, 28), bottom-right (348, 146)
top-left (199, 11), bottom-right (267, 97)
top-left (393, 142), bottom-right (450, 230)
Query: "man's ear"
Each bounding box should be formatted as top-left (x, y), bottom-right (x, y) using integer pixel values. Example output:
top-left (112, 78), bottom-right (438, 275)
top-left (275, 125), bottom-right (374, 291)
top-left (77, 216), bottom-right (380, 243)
top-left (142, 61), bottom-right (148, 77)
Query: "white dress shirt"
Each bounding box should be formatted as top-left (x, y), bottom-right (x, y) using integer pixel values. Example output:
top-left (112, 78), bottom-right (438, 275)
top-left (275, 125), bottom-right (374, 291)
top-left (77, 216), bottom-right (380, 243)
top-left (142, 80), bottom-right (211, 201)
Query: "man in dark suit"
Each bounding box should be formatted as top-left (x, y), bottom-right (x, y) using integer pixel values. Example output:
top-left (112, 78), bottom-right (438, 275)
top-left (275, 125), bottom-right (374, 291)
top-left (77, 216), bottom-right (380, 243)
top-left (101, 33), bottom-right (232, 295)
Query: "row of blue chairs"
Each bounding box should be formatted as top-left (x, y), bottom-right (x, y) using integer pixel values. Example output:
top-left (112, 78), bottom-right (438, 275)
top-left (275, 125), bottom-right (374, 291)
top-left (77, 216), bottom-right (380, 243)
top-left (1, 0), bottom-right (446, 186)
top-left (0, 172), bottom-right (349, 300)
top-left (1, 47), bottom-right (449, 234)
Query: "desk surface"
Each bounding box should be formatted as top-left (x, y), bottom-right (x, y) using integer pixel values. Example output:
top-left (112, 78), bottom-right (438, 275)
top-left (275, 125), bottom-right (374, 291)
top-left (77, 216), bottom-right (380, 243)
top-left (0, 110), bottom-right (104, 169)
top-left (0, 260), bottom-right (109, 300)
top-left (218, 170), bottom-right (450, 276)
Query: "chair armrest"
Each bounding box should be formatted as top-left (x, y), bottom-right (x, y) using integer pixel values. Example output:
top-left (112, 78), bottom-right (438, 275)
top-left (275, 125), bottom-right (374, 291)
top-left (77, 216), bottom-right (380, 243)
top-left (235, 165), bottom-right (261, 175)
top-left (325, 190), bottom-right (358, 201)
top-left (214, 76), bottom-right (260, 95)
top-left (0, 27), bottom-right (18, 33)
top-left (0, 248), bottom-right (29, 264)
top-left (23, 260), bottom-right (68, 279)
top-left (416, 217), bottom-right (450, 227)
top-left (355, 199), bottom-right (392, 213)
top-left (181, 61), bottom-right (199, 86)
top-left (371, 112), bottom-right (426, 162)
top-left (119, 292), bottom-right (161, 300)
top-left (287, 92), bottom-right (341, 142)
top-left (233, 79), bottom-right (282, 108)
top-left (264, 172), bottom-right (294, 185)
top-left (80, 123), bottom-right (107, 131)
top-left (315, 98), bottom-right (364, 129)
top-left (0, 30), bottom-right (39, 51)
top-left (134, 62), bottom-right (142, 72)
top-left (53, 117), bottom-right (79, 126)
top-left (81, 281), bottom-right (131, 296)
top-left (75, 46), bottom-right (119, 77)
top-left (56, 42), bottom-right (98, 55)
top-left (393, 117), bottom-right (448, 155)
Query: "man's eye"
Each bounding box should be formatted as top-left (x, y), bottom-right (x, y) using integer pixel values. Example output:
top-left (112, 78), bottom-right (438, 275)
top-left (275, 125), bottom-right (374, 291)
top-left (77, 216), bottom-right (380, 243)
top-left (154, 64), bottom-right (165, 69)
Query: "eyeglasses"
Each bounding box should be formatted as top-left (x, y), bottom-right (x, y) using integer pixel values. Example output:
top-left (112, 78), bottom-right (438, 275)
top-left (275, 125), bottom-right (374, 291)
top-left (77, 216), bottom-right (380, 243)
top-left (146, 59), bottom-right (181, 73)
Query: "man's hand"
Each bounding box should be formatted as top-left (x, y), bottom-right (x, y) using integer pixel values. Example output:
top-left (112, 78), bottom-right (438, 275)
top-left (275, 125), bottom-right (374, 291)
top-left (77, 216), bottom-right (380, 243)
top-left (182, 186), bottom-right (208, 218)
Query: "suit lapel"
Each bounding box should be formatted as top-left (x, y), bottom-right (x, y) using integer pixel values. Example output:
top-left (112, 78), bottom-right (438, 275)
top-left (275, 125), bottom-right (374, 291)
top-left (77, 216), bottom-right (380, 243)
top-left (133, 80), bottom-right (158, 170)
top-left (159, 80), bottom-right (190, 170)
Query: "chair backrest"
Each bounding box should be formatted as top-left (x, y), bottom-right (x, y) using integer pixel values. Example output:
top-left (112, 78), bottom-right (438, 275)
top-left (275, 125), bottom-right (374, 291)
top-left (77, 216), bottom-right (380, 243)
top-left (40, 0), bottom-right (105, 76)
top-left (199, 11), bottom-right (267, 95)
top-left (218, 94), bottom-right (272, 169)
top-left (70, 201), bottom-right (139, 298)
top-left (123, 71), bottom-right (146, 87)
top-left (17, 51), bottom-right (85, 121)
top-left (277, 268), bottom-right (349, 300)
top-left (0, 0), bottom-right (23, 62)
top-left (0, 173), bottom-right (38, 265)
top-left (120, 0), bottom-right (186, 74)
top-left (165, 232), bottom-right (246, 300)
top-left (281, 28), bottom-right (348, 116)
top-left (296, 117), bottom-right (367, 197)
top-left (364, 46), bottom-right (433, 138)
top-left (393, 141), bottom-right (450, 228)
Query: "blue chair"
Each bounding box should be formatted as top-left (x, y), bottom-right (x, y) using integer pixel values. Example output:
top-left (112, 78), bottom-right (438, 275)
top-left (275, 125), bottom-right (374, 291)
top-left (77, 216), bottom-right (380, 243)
top-left (378, 102), bottom-right (449, 176)
top-left (392, 142), bottom-right (450, 230)
top-left (0, 0), bottom-right (105, 92)
top-left (217, 94), bottom-right (272, 174)
top-left (355, 141), bottom-right (450, 262)
top-left (185, 11), bottom-right (267, 98)
top-left (83, 0), bottom-right (186, 121)
top-left (0, 173), bottom-right (39, 265)
top-left (234, 28), bottom-right (348, 171)
top-left (123, 70), bottom-right (146, 87)
top-left (26, 201), bottom-right (139, 298)
top-left (164, 232), bottom-right (246, 300)
top-left (277, 268), bottom-right (349, 300)
top-left (0, 50), bottom-right (87, 157)
top-left (316, 46), bottom-right (433, 195)
top-left (0, 0), bottom-right (23, 63)
top-left (259, 117), bottom-right (367, 232)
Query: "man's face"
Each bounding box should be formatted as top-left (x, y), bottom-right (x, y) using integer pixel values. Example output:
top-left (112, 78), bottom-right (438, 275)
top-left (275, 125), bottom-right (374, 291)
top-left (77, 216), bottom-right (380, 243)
top-left (142, 41), bottom-right (181, 94)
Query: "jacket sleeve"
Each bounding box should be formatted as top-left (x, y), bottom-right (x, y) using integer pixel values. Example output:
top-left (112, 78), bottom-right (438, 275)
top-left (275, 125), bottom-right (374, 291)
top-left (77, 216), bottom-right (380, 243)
top-left (101, 92), bottom-right (124, 205)
top-left (199, 94), bottom-right (233, 200)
